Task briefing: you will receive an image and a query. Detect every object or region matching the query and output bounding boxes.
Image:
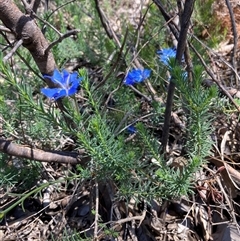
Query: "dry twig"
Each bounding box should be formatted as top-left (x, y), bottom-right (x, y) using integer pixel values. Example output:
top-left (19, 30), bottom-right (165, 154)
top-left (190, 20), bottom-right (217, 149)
top-left (224, 0), bottom-right (238, 85)
top-left (3, 39), bottom-right (23, 62)
top-left (94, 181), bottom-right (99, 241)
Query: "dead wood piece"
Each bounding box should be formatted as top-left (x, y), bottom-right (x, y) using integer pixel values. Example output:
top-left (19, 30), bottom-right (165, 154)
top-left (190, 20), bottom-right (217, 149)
top-left (0, 138), bottom-right (89, 164)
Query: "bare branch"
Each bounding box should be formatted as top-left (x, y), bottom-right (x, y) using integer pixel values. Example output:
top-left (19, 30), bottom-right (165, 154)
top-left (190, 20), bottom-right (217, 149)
top-left (21, 0), bottom-right (41, 14)
top-left (225, 0), bottom-right (238, 86)
top-left (0, 0), bottom-right (56, 87)
top-left (0, 25), bottom-right (12, 33)
top-left (32, 0), bottom-right (41, 13)
top-left (3, 39), bottom-right (23, 62)
top-left (94, 0), bottom-right (113, 39)
top-left (32, 12), bottom-right (62, 36)
top-left (160, 0), bottom-right (196, 153)
top-left (45, 29), bottom-right (80, 54)
top-left (0, 138), bottom-right (89, 165)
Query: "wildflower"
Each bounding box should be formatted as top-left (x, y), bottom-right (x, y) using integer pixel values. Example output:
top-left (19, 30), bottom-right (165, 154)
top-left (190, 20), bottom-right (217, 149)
top-left (157, 47), bottom-right (176, 66)
top-left (124, 69), bottom-right (151, 86)
top-left (127, 125), bottom-right (137, 134)
top-left (41, 69), bottom-right (82, 100)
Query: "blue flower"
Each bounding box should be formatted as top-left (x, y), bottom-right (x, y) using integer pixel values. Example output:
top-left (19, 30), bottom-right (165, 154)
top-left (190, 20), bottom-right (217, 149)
top-left (157, 47), bottom-right (176, 66)
top-left (127, 125), bottom-right (137, 134)
top-left (41, 69), bottom-right (82, 100)
top-left (124, 69), bottom-right (151, 86)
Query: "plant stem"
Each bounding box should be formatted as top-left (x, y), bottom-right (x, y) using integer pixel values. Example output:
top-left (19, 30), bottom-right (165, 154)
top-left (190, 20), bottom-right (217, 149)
top-left (161, 0), bottom-right (196, 154)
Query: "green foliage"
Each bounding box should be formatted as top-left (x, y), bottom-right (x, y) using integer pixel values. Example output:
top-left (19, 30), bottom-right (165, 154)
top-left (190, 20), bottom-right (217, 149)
top-left (170, 64), bottom-right (217, 158)
top-left (76, 77), bottom-right (139, 186)
top-left (0, 0), bottom-right (220, 201)
top-left (0, 181), bottom-right (50, 221)
top-left (146, 62), bottom-right (218, 199)
top-left (0, 58), bottom-right (63, 148)
top-left (193, 0), bottom-right (227, 47)
top-left (0, 0), bottom-right (231, 238)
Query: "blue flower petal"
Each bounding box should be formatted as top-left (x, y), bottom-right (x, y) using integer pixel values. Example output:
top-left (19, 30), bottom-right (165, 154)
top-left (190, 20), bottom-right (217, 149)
top-left (52, 69), bottom-right (65, 85)
top-left (157, 47), bottom-right (177, 66)
top-left (68, 75), bottom-right (82, 95)
top-left (41, 69), bottom-right (82, 100)
top-left (54, 89), bottom-right (67, 99)
top-left (70, 72), bottom-right (81, 84)
top-left (124, 69), bottom-right (151, 86)
top-left (43, 70), bottom-right (64, 87)
top-left (127, 125), bottom-right (137, 134)
top-left (124, 77), bottom-right (135, 86)
top-left (128, 70), bottom-right (142, 83)
top-left (68, 83), bottom-right (79, 96)
top-left (62, 69), bottom-right (71, 85)
top-left (142, 69), bottom-right (151, 80)
top-left (41, 88), bottom-right (62, 99)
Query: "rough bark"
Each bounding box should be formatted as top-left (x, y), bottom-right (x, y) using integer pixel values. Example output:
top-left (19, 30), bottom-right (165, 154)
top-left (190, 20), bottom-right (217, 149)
top-left (0, 0), bottom-right (56, 87)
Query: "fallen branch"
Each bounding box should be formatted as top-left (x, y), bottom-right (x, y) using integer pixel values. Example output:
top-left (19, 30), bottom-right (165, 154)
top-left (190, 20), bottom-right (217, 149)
top-left (0, 138), bottom-right (89, 165)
